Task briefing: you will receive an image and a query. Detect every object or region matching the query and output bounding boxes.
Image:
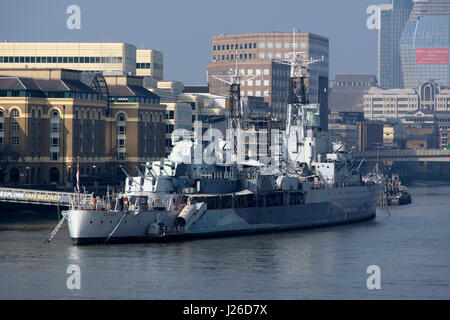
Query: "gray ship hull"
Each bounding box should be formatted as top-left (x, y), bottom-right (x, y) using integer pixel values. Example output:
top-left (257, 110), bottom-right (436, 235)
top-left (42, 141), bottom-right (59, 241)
top-left (67, 184), bottom-right (381, 245)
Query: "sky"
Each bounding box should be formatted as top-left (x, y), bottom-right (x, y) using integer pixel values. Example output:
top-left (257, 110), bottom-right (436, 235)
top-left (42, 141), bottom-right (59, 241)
top-left (0, 0), bottom-right (389, 84)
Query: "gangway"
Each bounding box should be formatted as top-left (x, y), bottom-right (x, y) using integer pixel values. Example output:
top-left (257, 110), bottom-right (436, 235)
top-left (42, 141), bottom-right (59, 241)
top-left (0, 187), bottom-right (93, 208)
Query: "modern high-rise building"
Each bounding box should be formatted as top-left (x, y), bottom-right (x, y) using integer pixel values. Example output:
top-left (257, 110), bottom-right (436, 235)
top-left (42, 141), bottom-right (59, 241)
top-left (408, 0), bottom-right (450, 20)
top-left (378, 0), bottom-right (413, 89)
top-left (400, 0), bottom-right (450, 88)
top-left (0, 42), bottom-right (164, 79)
top-left (207, 32), bottom-right (329, 130)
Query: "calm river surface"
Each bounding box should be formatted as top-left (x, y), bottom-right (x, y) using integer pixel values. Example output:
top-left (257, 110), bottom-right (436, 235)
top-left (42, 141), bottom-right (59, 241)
top-left (0, 185), bottom-right (449, 299)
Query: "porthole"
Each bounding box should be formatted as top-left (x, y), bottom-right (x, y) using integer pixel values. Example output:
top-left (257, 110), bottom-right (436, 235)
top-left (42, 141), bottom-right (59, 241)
top-left (101, 221), bottom-right (103, 224)
top-left (90, 221), bottom-right (92, 224)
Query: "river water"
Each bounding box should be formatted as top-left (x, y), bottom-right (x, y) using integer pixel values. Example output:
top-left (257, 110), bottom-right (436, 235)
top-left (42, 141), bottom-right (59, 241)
top-left (0, 185), bottom-right (449, 300)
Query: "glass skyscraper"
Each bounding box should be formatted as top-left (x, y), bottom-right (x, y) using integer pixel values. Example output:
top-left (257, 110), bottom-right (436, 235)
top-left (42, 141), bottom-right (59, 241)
top-left (378, 0), bottom-right (413, 89)
top-left (400, 0), bottom-right (450, 88)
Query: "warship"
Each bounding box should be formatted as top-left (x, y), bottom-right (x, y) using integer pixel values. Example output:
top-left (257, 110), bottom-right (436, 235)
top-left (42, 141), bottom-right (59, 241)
top-left (61, 32), bottom-right (383, 245)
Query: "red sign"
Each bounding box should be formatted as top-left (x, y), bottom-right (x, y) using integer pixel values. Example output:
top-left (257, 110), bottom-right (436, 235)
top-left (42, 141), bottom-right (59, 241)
top-left (416, 48), bottom-right (449, 65)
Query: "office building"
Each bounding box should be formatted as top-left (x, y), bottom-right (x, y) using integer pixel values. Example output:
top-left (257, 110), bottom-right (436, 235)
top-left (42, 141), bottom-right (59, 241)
top-left (378, 0), bottom-right (413, 89)
top-left (136, 49), bottom-right (164, 80)
top-left (0, 42), bottom-right (164, 80)
top-left (400, 0), bottom-right (450, 88)
top-left (364, 80), bottom-right (450, 149)
top-left (358, 121), bottom-right (384, 151)
top-left (207, 32), bottom-right (329, 130)
top-left (363, 81), bottom-right (450, 124)
top-left (329, 75), bottom-right (378, 112)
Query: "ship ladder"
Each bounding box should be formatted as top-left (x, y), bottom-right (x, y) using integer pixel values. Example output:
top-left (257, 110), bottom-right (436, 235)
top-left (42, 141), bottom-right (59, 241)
top-left (44, 214), bottom-right (68, 243)
top-left (104, 211), bottom-right (128, 244)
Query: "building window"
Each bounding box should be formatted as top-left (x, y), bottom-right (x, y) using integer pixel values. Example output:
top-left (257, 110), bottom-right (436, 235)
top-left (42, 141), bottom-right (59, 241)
top-left (52, 138), bottom-right (59, 147)
top-left (259, 43), bottom-right (265, 48)
top-left (51, 110), bottom-right (60, 118)
top-left (117, 113), bottom-right (126, 122)
top-left (11, 109), bottom-right (19, 118)
top-left (11, 137), bottom-right (19, 145)
top-left (51, 123), bottom-right (59, 132)
top-left (12, 123), bottom-right (19, 131)
top-left (52, 152), bottom-right (59, 160)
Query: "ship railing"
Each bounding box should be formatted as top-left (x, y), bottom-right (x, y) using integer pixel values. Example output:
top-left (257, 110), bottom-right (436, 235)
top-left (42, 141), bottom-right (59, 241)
top-left (69, 192), bottom-right (97, 210)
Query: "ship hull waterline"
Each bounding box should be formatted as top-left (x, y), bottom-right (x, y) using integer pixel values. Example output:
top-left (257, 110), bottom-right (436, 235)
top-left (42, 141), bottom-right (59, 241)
top-left (67, 185), bottom-right (381, 245)
top-left (70, 212), bottom-right (376, 245)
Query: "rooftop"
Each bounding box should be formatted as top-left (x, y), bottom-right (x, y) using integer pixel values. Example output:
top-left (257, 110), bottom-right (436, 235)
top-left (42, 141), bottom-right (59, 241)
top-left (0, 76), bottom-right (96, 93)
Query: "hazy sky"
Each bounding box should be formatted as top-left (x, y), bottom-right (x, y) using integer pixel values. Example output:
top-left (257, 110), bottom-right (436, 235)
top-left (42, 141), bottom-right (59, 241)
top-left (0, 0), bottom-right (389, 84)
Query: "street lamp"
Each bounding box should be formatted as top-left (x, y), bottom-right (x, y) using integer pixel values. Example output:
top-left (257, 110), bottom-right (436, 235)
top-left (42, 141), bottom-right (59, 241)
top-left (26, 166), bottom-right (29, 185)
top-left (68, 165), bottom-right (72, 183)
top-left (92, 164), bottom-right (97, 187)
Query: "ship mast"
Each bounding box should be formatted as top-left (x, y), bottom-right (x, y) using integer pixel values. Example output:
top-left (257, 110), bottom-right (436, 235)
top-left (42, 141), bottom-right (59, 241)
top-left (207, 51), bottom-right (260, 162)
top-left (273, 28), bottom-right (323, 132)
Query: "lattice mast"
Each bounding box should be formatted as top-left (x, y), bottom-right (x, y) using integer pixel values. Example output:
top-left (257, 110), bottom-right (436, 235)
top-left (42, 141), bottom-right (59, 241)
top-left (207, 52), bottom-right (260, 160)
top-left (273, 28), bottom-right (324, 132)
